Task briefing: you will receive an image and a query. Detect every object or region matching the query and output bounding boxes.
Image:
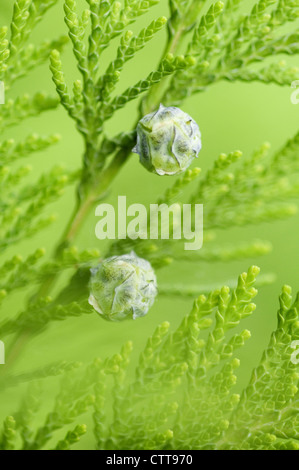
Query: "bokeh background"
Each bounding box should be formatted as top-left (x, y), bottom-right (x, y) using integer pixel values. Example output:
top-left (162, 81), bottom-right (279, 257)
top-left (0, 0), bottom-right (298, 449)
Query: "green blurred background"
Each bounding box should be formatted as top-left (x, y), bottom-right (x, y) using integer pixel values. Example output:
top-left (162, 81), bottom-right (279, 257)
top-left (0, 0), bottom-right (298, 449)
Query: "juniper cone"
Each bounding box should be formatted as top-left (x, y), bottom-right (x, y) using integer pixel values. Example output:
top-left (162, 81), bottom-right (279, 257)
top-left (88, 252), bottom-right (158, 321)
top-left (133, 104), bottom-right (202, 175)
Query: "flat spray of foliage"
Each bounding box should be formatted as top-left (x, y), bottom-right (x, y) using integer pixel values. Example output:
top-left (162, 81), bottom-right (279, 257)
top-left (0, 0), bottom-right (299, 450)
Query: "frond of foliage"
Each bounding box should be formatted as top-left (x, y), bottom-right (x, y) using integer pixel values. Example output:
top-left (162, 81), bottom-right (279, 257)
top-left (2, 268), bottom-right (299, 450)
top-left (0, 0), bottom-right (299, 450)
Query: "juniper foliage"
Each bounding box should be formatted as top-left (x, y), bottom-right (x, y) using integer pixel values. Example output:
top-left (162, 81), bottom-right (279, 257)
top-left (0, 0), bottom-right (299, 450)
